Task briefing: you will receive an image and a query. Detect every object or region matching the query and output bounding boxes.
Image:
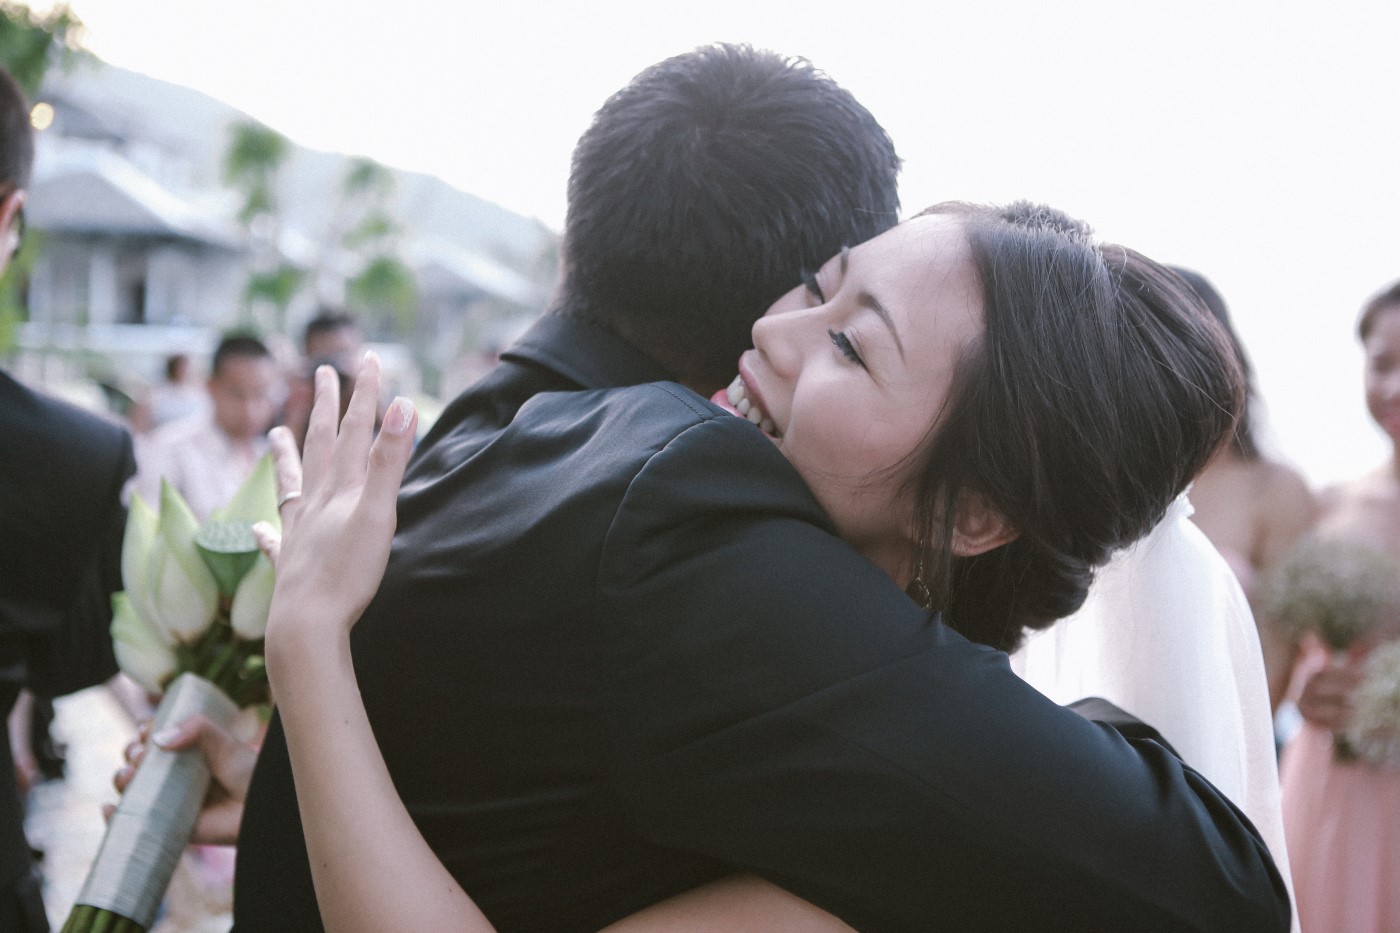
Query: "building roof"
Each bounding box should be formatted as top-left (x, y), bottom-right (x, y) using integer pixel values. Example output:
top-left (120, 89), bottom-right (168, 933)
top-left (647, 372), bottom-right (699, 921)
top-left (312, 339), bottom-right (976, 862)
top-left (28, 146), bottom-right (240, 248)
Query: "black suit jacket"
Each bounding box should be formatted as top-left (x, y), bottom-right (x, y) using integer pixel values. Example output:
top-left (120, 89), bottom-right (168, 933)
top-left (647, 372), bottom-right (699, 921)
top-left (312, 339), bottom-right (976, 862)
top-left (234, 316), bottom-right (1288, 933)
top-left (0, 370), bottom-right (132, 932)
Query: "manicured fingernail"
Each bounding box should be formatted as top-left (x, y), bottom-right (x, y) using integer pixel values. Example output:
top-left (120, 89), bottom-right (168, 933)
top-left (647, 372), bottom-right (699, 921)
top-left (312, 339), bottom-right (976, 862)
top-left (383, 396), bottom-right (414, 435)
top-left (151, 727), bottom-right (181, 748)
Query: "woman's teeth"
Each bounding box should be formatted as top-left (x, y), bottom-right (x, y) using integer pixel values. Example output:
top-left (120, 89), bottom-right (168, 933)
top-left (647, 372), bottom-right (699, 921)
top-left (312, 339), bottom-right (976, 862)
top-left (726, 376), bottom-right (779, 436)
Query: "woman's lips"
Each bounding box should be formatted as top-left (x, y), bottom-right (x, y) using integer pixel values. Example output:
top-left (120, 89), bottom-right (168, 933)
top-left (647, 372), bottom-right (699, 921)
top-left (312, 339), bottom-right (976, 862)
top-left (710, 373), bottom-right (779, 437)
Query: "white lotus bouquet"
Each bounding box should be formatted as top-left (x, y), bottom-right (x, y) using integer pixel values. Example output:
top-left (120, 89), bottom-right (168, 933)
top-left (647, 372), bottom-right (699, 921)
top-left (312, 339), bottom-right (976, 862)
top-left (62, 458), bottom-right (279, 933)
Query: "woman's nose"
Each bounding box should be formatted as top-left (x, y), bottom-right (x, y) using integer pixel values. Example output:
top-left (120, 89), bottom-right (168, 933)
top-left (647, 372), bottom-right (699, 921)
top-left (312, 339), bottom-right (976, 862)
top-left (752, 297), bottom-right (822, 377)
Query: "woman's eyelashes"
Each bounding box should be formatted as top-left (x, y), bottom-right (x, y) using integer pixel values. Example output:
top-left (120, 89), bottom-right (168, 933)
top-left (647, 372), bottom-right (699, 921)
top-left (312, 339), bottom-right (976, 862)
top-left (828, 329), bottom-right (866, 368)
top-left (800, 269), bottom-right (826, 304)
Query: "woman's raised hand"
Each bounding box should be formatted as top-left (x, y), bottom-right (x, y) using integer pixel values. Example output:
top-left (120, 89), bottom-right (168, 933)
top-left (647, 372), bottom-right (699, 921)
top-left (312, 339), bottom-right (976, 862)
top-left (262, 353), bottom-right (417, 662)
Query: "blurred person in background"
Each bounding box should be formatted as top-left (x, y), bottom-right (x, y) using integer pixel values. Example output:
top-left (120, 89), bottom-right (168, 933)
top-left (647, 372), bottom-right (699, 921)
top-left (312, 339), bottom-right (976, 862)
top-left (282, 310), bottom-right (364, 450)
top-left (135, 333), bottom-right (282, 520)
top-left (147, 352), bottom-right (209, 431)
top-left (1176, 267), bottom-right (1318, 710)
top-left (1279, 281), bottom-right (1400, 933)
top-left (0, 64), bottom-right (133, 933)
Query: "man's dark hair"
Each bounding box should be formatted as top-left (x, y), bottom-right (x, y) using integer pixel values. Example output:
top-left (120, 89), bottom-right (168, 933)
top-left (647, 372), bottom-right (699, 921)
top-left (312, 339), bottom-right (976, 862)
top-left (303, 309), bottom-right (359, 353)
top-left (211, 332), bottom-right (272, 377)
top-left (907, 202), bottom-right (1244, 653)
top-left (0, 66), bottom-right (34, 191)
top-left (560, 43), bottom-right (900, 394)
top-left (1359, 279), bottom-right (1400, 342)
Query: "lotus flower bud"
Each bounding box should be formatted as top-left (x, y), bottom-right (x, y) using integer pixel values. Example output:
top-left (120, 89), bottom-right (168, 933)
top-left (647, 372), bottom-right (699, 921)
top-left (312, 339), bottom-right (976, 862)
top-left (147, 481), bottom-right (220, 642)
top-left (111, 593), bottom-right (176, 694)
top-left (214, 454), bottom-right (281, 532)
top-left (121, 494), bottom-right (167, 645)
top-left (230, 553), bottom-right (275, 639)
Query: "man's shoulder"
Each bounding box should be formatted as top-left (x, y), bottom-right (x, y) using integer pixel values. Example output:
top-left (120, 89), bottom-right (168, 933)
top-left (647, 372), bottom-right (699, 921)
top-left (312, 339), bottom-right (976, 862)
top-left (420, 378), bottom-right (781, 482)
top-left (528, 380), bottom-right (732, 441)
top-left (2, 369), bottom-right (131, 453)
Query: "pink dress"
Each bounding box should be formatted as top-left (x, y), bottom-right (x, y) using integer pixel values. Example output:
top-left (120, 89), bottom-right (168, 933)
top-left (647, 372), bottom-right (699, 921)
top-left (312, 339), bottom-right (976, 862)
top-left (1280, 644), bottom-right (1400, 933)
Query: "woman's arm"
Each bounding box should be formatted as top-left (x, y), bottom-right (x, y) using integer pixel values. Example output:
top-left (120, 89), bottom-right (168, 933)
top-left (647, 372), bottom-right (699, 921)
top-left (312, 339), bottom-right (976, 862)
top-left (600, 876), bottom-right (853, 933)
top-left (261, 356), bottom-right (495, 933)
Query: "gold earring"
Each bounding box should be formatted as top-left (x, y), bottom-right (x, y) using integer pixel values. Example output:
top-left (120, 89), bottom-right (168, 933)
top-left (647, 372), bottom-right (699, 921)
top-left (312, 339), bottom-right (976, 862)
top-left (909, 547), bottom-right (932, 611)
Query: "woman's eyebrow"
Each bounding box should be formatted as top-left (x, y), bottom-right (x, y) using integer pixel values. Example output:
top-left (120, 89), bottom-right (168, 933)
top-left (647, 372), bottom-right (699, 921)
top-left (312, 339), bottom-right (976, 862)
top-left (840, 247), bottom-right (905, 358)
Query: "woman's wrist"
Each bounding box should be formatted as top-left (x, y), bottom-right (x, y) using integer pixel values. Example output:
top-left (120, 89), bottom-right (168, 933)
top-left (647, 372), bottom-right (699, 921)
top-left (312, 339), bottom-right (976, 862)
top-left (264, 600), bottom-right (356, 691)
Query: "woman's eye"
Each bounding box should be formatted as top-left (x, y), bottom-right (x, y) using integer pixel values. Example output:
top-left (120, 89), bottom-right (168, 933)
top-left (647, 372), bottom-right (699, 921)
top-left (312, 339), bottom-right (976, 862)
top-left (801, 270), bottom-right (826, 304)
top-left (828, 329), bottom-right (865, 368)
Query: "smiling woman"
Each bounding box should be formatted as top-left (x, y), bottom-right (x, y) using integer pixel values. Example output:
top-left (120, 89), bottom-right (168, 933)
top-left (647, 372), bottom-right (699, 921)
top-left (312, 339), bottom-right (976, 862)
top-left (718, 212), bottom-right (987, 590)
top-left (719, 200), bottom-right (1243, 654)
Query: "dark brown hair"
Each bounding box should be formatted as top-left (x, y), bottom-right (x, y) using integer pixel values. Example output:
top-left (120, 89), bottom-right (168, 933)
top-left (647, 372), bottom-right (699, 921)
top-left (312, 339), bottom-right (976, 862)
top-left (1359, 280), bottom-right (1400, 342)
top-left (1171, 266), bottom-right (1260, 461)
top-left (560, 43), bottom-right (900, 395)
top-left (908, 202), bottom-right (1244, 652)
top-left (0, 67), bottom-right (34, 191)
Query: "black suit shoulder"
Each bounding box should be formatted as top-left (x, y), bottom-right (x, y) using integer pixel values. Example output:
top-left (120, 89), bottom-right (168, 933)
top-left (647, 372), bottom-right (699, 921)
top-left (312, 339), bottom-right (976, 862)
top-left (0, 371), bottom-right (134, 608)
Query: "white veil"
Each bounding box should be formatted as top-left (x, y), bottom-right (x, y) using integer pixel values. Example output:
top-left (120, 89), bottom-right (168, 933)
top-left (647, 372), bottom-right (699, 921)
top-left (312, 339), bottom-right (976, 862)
top-left (1010, 493), bottom-right (1296, 923)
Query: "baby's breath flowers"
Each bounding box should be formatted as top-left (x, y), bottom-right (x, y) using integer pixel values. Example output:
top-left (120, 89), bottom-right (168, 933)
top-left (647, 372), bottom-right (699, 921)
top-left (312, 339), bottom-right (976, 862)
top-left (1261, 537), bottom-right (1400, 765)
top-left (1345, 638), bottom-right (1400, 770)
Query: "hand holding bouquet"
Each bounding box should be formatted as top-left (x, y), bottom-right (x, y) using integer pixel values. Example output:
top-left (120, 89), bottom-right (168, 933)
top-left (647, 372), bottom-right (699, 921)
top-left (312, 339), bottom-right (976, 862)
top-left (63, 461), bottom-right (280, 933)
top-left (1261, 537), bottom-right (1400, 763)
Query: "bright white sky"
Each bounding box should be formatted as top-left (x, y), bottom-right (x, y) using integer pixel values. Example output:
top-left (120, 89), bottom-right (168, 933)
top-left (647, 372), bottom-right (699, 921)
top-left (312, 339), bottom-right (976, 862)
top-left (40, 0), bottom-right (1400, 487)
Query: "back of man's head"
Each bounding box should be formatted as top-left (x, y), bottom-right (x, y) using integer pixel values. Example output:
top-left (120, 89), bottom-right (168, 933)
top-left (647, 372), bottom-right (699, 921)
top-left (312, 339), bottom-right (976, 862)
top-left (302, 309), bottom-right (362, 360)
top-left (0, 67), bottom-right (35, 192)
top-left (212, 332), bottom-right (273, 377)
top-left (560, 43), bottom-right (900, 394)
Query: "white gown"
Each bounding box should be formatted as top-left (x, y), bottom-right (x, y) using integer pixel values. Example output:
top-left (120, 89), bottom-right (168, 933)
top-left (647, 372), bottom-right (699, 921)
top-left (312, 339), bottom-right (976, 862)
top-left (1010, 494), bottom-right (1297, 927)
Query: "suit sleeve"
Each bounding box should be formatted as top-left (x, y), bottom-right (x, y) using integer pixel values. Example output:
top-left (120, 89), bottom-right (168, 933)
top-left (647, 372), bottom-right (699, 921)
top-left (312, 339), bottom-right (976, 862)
top-left (595, 412), bottom-right (1288, 933)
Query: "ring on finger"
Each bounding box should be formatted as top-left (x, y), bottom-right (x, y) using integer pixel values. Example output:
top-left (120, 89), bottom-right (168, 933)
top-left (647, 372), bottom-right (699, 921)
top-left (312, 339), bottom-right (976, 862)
top-left (277, 490), bottom-right (303, 509)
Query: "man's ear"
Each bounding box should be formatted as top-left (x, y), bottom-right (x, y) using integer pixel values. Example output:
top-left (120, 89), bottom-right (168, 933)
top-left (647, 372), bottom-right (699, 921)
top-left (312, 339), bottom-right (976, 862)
top-left (950, 490), bottom-right (1017, 557)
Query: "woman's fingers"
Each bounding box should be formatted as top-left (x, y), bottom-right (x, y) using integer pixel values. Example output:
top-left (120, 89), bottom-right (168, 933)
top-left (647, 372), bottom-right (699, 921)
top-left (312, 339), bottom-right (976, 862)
top-left (332, 352), bottom-right (382, 488)
top-left (268, 425), bottom-right (303, 528)
top-left (363, 397), bottom-right (417, 515)
top-left (301, 364), bottom-right (342, 490)
top-left (252, 521), bottom-right (282, 568)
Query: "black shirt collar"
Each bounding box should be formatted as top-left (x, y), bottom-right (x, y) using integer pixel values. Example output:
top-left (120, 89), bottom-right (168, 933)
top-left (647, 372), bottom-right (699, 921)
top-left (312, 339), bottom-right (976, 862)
top-left (501, 314), bottom-right (674, 391)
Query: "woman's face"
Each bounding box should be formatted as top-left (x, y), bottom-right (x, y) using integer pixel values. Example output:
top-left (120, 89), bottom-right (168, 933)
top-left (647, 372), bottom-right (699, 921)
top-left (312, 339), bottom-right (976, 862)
top-left (1364, 305), bottom-right (1400, 445)
top-left (715, 214), bottom-right (984, 583)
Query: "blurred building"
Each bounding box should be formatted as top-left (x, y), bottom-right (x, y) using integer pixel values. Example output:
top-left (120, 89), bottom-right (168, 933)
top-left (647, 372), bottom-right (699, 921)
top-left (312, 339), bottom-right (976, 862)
top-left (13, 58), bottom-right (554, 398)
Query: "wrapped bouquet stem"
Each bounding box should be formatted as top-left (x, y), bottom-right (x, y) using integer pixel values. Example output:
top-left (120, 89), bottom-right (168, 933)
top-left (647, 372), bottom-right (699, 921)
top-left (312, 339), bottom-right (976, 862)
top-left (63, 460), bottom-right (278, 933)
top-left (66, 674), bottom-right (237, 930)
